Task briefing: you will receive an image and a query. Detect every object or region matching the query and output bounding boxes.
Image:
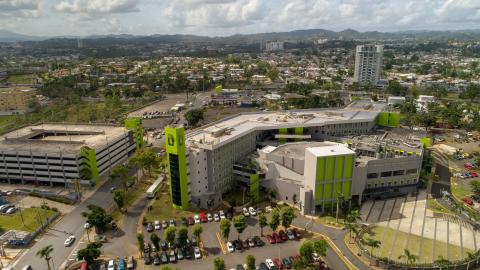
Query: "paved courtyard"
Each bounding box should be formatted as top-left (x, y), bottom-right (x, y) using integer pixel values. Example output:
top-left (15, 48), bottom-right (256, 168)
top-left (361, 190), bottom-right (479, 262)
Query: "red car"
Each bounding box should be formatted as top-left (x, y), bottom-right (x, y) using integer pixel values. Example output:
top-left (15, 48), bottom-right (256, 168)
top-left (272, 232), bottom-right (282, 243)
top-left (273, 258), bottom-right (282, 269)
top-left (266, 234), bottom-right (276, 244)
top-left (199, 212), bottom-right (208, 223)
top-left (187, 217), bottom-right (195, 226)
top-left (464, 197), bottom-right (474, 206)
top-left (471, 172), bottom-right (479, 178)
top-left (279, 230), bottom-right (288, 241)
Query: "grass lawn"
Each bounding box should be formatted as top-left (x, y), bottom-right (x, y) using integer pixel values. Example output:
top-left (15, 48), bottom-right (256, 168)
top-left (427, 198), bottom-right (454, 214)
top-left (451, 180), bottom-right (472, 200)
top-left (0, 115), bottom-right (15, 126)
top-left (363, 226), bottom-right (472, 263)
top-left (316, 215), bottom-right (345, 228)
top-left (111, 181), bottom-right (149, 221)
top-left (145, 192), bottom-right (196, 222)
top-left (7, 74), bottom-right (34, 84)
top-left (0, 207), bottom-right (57, 232)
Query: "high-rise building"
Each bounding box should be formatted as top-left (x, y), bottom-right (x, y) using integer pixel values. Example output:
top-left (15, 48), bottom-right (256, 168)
top-left (353, 44), bottom-right (383, 85)
top-left (265, 41), bottom-right (284, 51)
top-left (0, 87), bottom-right (36, 112)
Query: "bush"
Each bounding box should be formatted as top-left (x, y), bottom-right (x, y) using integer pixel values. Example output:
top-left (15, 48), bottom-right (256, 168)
top-left (51, 207), bottom-right (59, 212)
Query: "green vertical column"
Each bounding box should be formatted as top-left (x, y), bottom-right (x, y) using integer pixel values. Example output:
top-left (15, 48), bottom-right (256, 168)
top-left (79, 146), bottom-right (99, 184)
top-left (125, 118), bottom-right (144, 149)
top-left (165, 127), bottom-right (189, 210)
top-left (250, 174), bottom-right (260, 203)
top-left (294, 127), bottom-right (304, 141)
top-left (278, 128), bottom-right (287, 143)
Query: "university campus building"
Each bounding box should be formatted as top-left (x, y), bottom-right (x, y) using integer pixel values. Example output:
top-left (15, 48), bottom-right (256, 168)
top-left (165, 101), bottom-right (426, 214)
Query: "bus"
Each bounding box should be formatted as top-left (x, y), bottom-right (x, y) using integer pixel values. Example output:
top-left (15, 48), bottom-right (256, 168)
top-left (146, 177), bottom-right (163, 199)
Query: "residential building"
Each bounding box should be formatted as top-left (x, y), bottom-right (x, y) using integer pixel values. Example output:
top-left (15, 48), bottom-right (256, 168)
top-left (353, 44), bottom-right (383, 86)
top-left (0, 87), bottom-right (37, 113)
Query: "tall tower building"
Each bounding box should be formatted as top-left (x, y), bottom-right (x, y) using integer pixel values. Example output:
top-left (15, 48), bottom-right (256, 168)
top-left (353, 44), bottom-right (383, 85)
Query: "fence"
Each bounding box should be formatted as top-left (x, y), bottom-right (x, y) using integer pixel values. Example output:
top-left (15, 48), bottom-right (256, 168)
top-left (6, 211), bottom-right (60, 247)
top-left (356, 225), bottom-right (480, 270)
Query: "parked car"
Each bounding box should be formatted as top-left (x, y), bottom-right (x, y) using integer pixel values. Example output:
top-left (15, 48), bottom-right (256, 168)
top-left (292, 228), bottom-right (301, 239)
top-left (272, 232), bottom-right (282, 243)
top-left (144, 242), bottom-right (150, 254)
top-left (161, 240), bottom-right (168, 251)
top-left (107, 260), bottom-right (115, 270)
top-left (184, 247), bottom-right (193, 259)
top-left (248, 207), bottom-right (257, 216)
top-left (266, 234), bottom-right (276, 244)
top-left (214, 213), bottom-right (220, 222)
top-left (194, 246), bottom-right (202, 259)
top-left (191, 236), bottom-right (198, 246)
top-left (234, 240), bottom-right (243, 250)
top-left (146, 222), bottom-right (154, 232)
top-left (279, 230), bottom-right (288, 241)
top-left (207, 213), bottom-right (213, 222)
top-left (226, 211), bottom-right (233, 220)
top-left (153, 253), bottom-right (161, 265)
top-left (464, 197), bottom-right (474, 206)
top-left (154, 220), bottom-right (161, 230)
top-left (248, 238), bottom-right (255, 248)
top-left (64, 235), bottom-right (76, 247)
top-left (265, 206), bottom-right (272, 213)
top-left (144, 253), bottom-right (152, 265)
top-left (200, 213), bottom-right (208, 223)
top-left (126, 256), bottom-right (134, 270)
top-left (242, 208), bottom-right (250, 217)
top-left (177, 248), bottom-right (184, 260)
top-left (188, 217), bottom-right (195, 225)
top-left (219, 210), bottom-right (226, 219)
top-left (0, 204), bottom-right (11, 212)
top-left (161, 251), bottom-right (168, 264)
top-left (254, 236), bottom-right (265, 246)
top-left (162, 220), bottom-right (168, 229)
top-left (242, 239), bottom-right (249, 249)
top-left (282, 257), bottom-right (292, 269)
top-left (227, 241), bottom-right (235, 252)
top-left (169, 219), bottom-right (176, 227)
top-left (286, 229), bottom-right (295, 240)
top-left (265, 259), bottom-right (276, 270)
top-left (259, 262), bottom-right (269, 270)
top-left (84, 222), bottom-right (90, 229)
top-left (272, 258), bottom-right (282, 269)
top-left (181, 217), bottom-right (188, 226)
top-left (169, 250), bottom-right (177, 263)
top-left (236, 264), bottom-right (246, 270)
top-left (313, 252), bottom-right (321, 262)
top-left (472, 172), bottom-right (479, 178)
top-left (5, 207), bottom-right (17, 214)
top-left (194, 215), bottom-right (201, 224)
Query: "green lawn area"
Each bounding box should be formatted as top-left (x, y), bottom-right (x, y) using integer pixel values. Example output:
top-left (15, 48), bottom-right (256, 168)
top-left (145, 192), bottom-right (196, 222)
top-left (0, 207), bottom-right (57, 232)
top-left (451, 180), bottom-right (472, 200)
top-left (0, 115), bottom-right (15, 126)
top-left (111, 181), bottom-right (149, 221)
top-left (363, 226), bottom-right (472, 264)
top-left (7, 74), bottom-right (34, 84)
top-left (316, 215), bottom-right (345, 228)
top-left (427, 198), bottom-right (454, 214)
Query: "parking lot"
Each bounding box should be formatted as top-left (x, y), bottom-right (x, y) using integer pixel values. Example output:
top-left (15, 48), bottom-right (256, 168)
top-left (139, 209), bottom-right (316, 270)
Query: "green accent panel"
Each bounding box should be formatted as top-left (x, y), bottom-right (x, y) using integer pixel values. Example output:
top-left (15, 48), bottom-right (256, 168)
top-left (334, 182), bottom-right (343, 197)
top-left (250, 174), bottom-right (260, 203)
top-left (278, 128), bottom-right (287, 134)
top-left (344, 155), bottom-right (354, 178)
top-left (165, 127), bottom-right (189, 210)
top-left (294, 127), bottom-right (303, 135)
top-left (324, 183), bottom-right (333, 200)
top-left (79, 147), bottom-right (99, 184)
top-left (343, 181), bottom-right (352, 198)
top-left (335, 156), bottom-right (344, 180)
top-left (388, 113), bottom-right (400, 127)
top-left (315, 185), bottom-right (323, 204)
top-left (421, 137), bottom-right (432, 148)
top-left (378, 112), bottom-right (389, 126)
top-left (325, 157), bottom-right (335, 181)
top-left (316, 157), bottom-right (325, 182)
top-left (125, 118), bottom-right (144, 148)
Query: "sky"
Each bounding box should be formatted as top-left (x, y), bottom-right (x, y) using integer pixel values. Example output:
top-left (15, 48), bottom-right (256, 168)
top-left (1, 0), bottom-right (480, 37)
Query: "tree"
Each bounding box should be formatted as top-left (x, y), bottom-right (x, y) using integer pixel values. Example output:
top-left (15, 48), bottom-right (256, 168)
top-left (363, 238), bottom-right (381, 264)
top-left (177, 226), bottom-right (189, 248)
top-left (82, 205), bottom-right (113, 233)
top-left (160, 266), bottom-right (172, 270)
top-left (77, 242), bottom-right (102, 264)
top-left (258, 214), bottom-right (268, 236)
top-left (280, 207), bottom-right (296, 229)
top-left (299, 240), bottom-right (315, 263)
top-left (150, 233), bottom-right (160, 251)
top-left (220, 218), bottom-right (231, 241)
top-left (136, 233), bottom-right (145, 258)
top-left (344, 222), bottom-right (359, 243)
top-left (185, 108), bottom-right (204, 127)
top-left (313, 239), bottom-right (328, 257)
top-left (164, 227), bottom-right (177, 244)
top-left (110, 165), bottom-right (130, 192)
top-left (246, 254), bottom-right (256, 270)
top-left (192, 224), bottom-right (203, 242)
top-left (470, 180), bottom-right (480, 195)
top-left (345, 209), bottom-right (361, 223)
top-left (434, 255), bottom-right (451, 267)
top-left (387, 80), bottom-right (407, 96)
top-left (213, 257), bottom-right (226, 270)
top-left (398, 249), bottom-right (418, 268)
top-left (130, 148), bottom-right (161, 178)
top-left (269, 208), bottom-right (280, 231)
top-left (36, 245), bottom-right (54, 270)
top-left (113, 190), bottom-right (126, 212)
top-left (233, 215), bottom-right (247, 240)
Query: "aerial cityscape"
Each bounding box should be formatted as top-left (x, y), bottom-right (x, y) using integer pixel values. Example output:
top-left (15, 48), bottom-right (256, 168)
top-left (1, 1), bottom-right (480, 270)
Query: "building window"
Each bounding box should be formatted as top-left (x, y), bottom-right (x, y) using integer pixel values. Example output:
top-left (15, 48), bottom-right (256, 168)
top-left (367, 173), bottom-right (378, 179)
top-left (381, 171), bottom-right (392, 177)
top-left (393, 170), bottom-right (404, 176)
top-left (406, 168), bottom-right (417, 174)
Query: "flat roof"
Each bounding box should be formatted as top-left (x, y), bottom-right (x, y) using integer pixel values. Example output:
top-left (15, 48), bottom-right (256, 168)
top-left (270, 142), bottom-right (333, 160)
top-left (186, 105), bottom-right (383, 150)
top-left (0, 123), bottom-right (129, 154)
top-left (307, 144), bottom-right (355, 157)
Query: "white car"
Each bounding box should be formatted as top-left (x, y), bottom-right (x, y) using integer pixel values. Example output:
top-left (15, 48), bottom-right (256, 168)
top-left (84, 222), bottom-right (90, 229)
top-left (227, 241), bottom-right (235, 253)
top-left (214, 213), bottom-right (220, 222)
top-left (248, 207), bottom-right (257, 216)
top-left (64, 235), bottom-right (76, 247)
top-left (107, 259), bottom-right (115, 270)
top-left (265, 206), bottom-right (272, 213)
top-left (0, 204), bottom-right (11, 212)
top-left (154, 220), bottom-right (161, 230)
top-left (207, 213), bottom-right (213, 222)
top-left (194, 246), bottom-right (202, 259)
top-left (313, 252), bottom-right (321, 262)
top-left (5, 207), bottom-right (16, 214)
top-left (265, 259), bottom-right (275, 269)
top-left (242, 207), bottom-right (250, 217)
top-left (219, 210), bottom-right (226, 219)
top-left (194, 215), bottom-right (201, 224)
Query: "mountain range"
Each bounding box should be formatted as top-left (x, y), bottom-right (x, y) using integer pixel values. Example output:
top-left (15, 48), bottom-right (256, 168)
top-left (1, 28), bottom-right (480, 43)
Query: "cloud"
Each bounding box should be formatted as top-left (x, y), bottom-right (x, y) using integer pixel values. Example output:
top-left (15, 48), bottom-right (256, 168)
top-left (0, 0), bottom-right (38, 11)
top-left (54, 0), bottom-right (141, 14)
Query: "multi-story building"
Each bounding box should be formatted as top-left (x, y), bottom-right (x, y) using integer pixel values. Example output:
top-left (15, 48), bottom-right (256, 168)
top-left (265, 41), bottom-right (285, 51)
top-left (353, 44), bottom-right (383, 86)
top-left (0, 70), bottom-right (7, 81)
top-left (0, 87), bottom-right (36, 113)
top-left (0, 120), bottom-right (143, 186)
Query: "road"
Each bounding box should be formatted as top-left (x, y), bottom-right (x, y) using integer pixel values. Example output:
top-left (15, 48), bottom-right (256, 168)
top-left (14, 179), bottom-right (120, 270)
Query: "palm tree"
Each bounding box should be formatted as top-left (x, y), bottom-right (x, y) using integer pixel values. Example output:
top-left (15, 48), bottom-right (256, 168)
top-left (363, 238), bottom-right (381, 265)
top-left (398, 249), bottom-right (418, 269)
top-left (346, 209), bottom-right (361, 223)
top-left (434, 255), bottom-right (451, 268)
top-left (344, 222), bottom-right (359, 243)
top-left (36, 245), bottom-right (54, 270)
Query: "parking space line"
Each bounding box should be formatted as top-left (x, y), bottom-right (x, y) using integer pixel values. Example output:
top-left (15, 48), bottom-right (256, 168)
top-left (216, 232), bottom-right (227, 254)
